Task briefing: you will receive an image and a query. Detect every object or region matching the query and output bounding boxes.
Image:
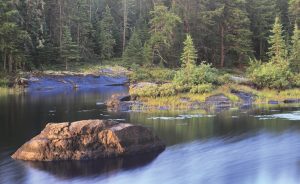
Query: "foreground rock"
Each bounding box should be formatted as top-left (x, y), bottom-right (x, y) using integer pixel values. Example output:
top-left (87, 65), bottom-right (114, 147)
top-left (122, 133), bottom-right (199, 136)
top-left (12, 120), bottom-right (165, 161)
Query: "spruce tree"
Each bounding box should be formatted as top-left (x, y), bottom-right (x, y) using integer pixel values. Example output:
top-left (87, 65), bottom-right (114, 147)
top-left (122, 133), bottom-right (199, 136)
top-left (181, 34), bottom-right (197, 84)
top-left (61, 26), bottom-right (80, 70)
top-left (181, 34), bottom-right (197, 69)
top-left (123, 30), bottom-right (144, 65)
top-left (97, 6), bottom-right (116, 60)
top-left (290, 23), bottom-right (300, 72)
top-left (246, 0), bottom-right (277, 60)
top-left (268, 17), bottom-right (287, 63)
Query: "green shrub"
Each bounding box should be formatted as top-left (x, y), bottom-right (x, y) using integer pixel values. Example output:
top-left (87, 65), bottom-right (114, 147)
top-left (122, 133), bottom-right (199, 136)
top-left (248, 60), bottom-right (292, 89)
top-left (217, 73), bottom-right (231, 85)
top-left (129, 68), bottom-right (152, 82)
top-left (130, 84), bottom-right (160, 97)
top-left (158, 83), bottom-right (176, 96)
top-left (173, 62), bottom-right (219, 86)
top-left (130, 67), bottom-right (175, 83)
top-left (190, 83), bottom-right (213, 94)
top-left (173, 84), bottom-right (191, 93)
top-left (292, 73), bottom-right (300, 87)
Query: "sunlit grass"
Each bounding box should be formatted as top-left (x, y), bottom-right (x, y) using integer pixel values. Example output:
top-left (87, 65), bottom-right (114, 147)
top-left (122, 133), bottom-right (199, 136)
top-left (133, 83), bottom-right (300, 110)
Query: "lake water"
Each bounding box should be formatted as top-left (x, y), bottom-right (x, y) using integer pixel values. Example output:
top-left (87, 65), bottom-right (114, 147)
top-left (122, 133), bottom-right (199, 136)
top-left (1, 86), bottom-right (300, 184)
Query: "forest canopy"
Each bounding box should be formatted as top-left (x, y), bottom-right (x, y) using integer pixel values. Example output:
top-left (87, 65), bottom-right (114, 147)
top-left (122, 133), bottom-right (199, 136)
top-left (0, 0), bottom-right (299, 73)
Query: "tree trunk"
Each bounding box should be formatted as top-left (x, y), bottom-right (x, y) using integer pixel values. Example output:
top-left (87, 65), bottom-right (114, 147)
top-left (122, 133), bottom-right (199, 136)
top-left (89, 0), bottom-right (92, 21)
top-left (65, 59), bottom-right (68, 71)
top-left (139, 0), bottom-right (142, 18)
top-left (77, 24), bottom-right (80, 45)
top-left (259, 38), bottom-right (263, 59)
top-left (3, 50), bottom-right (6, 72)
top-left (8, 52), bottom-right (13, 73)
top-left (122, 0), bottom-right (127, 53)
top-left (59, 0), bottom-right (62, 53)
top-left (220, 24), bottom-right (225, 68)
top-left (238, 54), bottom-right (243, 69)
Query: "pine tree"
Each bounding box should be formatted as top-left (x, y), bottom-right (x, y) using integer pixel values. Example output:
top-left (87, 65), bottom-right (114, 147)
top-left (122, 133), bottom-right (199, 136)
top-left (97, 6), bottom-right (116, 60)
top-left (204, 0), bottom-right (252, 67)
top-left (290, 23), bottom-right (300, 72)
top-left (246, 0), bottom-right (277, 60)
top-left (0, 0), bottom-right (29, 73)
top-left (181, 34), bottom-right (197, 69)
top-left (123, 30), bottom-right (144, 65)
top-left (61, 26), bottom-right (80, 70)
top-left (268, 17), bottom-right (287, 63)
top-left (289, 0), bottom-right (300, 25)
top-left (148, 4), bottom-right (181, 65)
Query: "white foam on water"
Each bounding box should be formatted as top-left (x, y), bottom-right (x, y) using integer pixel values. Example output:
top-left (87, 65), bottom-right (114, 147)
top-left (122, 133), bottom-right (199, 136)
top-left (78, 109), bottom-right (97, 113)
top-left (109, 119), bottom-right (126, 122)
top-left (147, 114), bottom-right (215, 120)
top-left (255, 111), bottom-right (300, 121)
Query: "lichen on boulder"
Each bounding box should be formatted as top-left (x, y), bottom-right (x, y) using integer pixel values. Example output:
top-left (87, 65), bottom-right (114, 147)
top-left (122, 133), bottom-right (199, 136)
top-left (12, 120), bottom-right (165, 161)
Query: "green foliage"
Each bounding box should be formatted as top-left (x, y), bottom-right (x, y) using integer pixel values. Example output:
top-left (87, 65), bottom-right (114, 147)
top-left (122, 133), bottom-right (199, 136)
top-left (173, 62), bottom-right (219, 86)
top-left (290, 23), bottom-right (300, 72)
top-left (130, 84), bottom-right (159, 98)
top-left (148, 4), bottom-right (181, 64)
top-left (288, 0), bottom-right (300, 25)
top-left (97, 6), bottom-right (116, 60)
top-left (181, 34), bottom-right (197, 68)
top-left (217, 74), bottom-right (232, 85)
top-left (203, 0), bottom-right (252, 67)
top-left (129, 67), bottom-right (175, 82)
top-left (246, 0), bottom-right (277, 60)
top-left (0, 0), bottom-right (29, 73)
top-left (190, 84), bottom-right (213, 94)
top-left (158, 83), bottom-right (177, 97)
top-left (61, 26), bottom-right (80, 70)
top-left (292, 73), bottom-right (300, 87)
top-left (248, 60), bottom-right (292, 89)
top-left (123, 30), bottom-right (144, 65)
top-left (267, 17), bottom-right (287, 62)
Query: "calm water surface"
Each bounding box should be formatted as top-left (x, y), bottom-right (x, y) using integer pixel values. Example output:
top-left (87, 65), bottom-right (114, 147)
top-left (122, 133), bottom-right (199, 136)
top-left (1, 86), bottom-right (300, 184)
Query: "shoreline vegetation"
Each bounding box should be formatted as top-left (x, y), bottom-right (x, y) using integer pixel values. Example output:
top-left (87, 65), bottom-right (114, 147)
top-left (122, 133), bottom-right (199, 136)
top-left (1, 1), bottom-right (299, 110)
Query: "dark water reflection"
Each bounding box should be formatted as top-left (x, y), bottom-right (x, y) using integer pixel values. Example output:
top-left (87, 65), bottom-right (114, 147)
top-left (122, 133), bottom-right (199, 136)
top-left (1, 87), bottom-right (300, 184)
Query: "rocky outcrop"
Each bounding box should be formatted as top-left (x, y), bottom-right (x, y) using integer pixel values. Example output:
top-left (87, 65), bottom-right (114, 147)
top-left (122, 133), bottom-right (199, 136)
top-left (205, 94), bottom-right (231, 107)
top-left (12, 120), bottom-right (165, 161)
top-left (106, 94), bottom-right (142, 111)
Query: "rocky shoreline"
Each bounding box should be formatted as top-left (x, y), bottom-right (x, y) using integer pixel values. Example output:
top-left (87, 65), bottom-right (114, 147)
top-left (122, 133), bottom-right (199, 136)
top-left (105, 92), bottom-right (300, 112)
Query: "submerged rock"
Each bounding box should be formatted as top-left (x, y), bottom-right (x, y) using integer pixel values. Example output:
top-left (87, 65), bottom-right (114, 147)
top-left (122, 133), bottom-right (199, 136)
top-left (12, 120), bottom-right (165, 161)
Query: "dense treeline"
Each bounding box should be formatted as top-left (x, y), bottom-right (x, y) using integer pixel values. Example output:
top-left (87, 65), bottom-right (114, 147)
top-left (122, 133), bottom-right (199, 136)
top-left (0, 0), bottom-right (299, 73)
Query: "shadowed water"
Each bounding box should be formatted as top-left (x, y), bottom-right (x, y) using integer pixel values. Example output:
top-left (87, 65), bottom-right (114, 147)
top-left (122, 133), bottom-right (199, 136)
top-left (1, 86), bottom-right (300, 184)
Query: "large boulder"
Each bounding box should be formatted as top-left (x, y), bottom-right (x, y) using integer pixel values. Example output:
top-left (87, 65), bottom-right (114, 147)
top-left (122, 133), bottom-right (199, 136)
top-left (12, 120), bottom-right (165, 161)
